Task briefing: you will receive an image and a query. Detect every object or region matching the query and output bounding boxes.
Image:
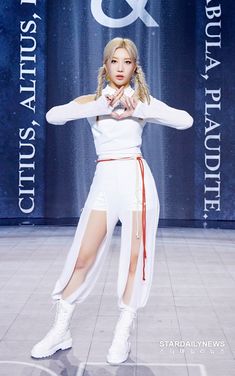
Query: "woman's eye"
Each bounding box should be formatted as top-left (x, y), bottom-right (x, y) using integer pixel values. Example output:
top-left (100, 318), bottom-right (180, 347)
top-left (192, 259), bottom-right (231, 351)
top-left (125, 61), bottom-right (132, 64)
top-left (111, 60), bottom-right (117, 63)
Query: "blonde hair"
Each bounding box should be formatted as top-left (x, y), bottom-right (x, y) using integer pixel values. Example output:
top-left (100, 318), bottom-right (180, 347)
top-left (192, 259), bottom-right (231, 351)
top-left (95, 37), bottom-right (150, 104)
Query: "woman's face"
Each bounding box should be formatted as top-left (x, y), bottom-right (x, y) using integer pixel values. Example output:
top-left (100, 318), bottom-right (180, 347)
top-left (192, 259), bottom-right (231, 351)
top-left (105, 48), bottom-right (136, 89)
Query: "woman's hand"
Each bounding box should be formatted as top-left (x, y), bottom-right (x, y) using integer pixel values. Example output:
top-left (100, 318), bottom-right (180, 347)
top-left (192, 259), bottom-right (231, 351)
top-left (111, 94), bottom-right (139, 120)
top-left (105, 86), bottom-right (124, 108)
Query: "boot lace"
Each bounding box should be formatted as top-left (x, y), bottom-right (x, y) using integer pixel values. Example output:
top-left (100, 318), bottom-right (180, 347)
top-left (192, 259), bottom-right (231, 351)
top-left (112, 310), bottom-right (136, 346)
top-left (45, 301), bottom-right (70, 338)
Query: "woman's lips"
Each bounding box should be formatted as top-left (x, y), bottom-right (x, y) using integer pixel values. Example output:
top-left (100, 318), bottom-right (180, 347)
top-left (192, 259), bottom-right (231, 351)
top-left (116, 75), bottom-right (124, 80)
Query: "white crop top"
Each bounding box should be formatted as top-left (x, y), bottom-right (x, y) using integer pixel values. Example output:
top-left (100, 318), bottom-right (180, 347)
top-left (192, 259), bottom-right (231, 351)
top-left (46, 84), bottom-right (193, 157)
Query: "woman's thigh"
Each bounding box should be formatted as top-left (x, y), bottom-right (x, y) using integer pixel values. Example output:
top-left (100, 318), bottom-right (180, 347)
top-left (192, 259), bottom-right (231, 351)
top-left (77, 209), bottom-right (107, 262)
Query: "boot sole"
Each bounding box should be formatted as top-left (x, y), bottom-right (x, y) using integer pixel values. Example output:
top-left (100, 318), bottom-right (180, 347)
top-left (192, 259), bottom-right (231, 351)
top-left (31, 338), bottom-right (72, 359)
top-left (106, 344), bottom-right (131, 365)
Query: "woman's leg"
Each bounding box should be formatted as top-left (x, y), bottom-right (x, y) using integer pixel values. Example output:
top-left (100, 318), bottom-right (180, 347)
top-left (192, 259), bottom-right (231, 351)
top-left (62, 209), bottom-right (107, 300)
top-left (122, 210), bottom-right (142, 305)
top-left (31, 209), bottom-right (109, 359)
top-left (106, 210), bottom-right (142, 365)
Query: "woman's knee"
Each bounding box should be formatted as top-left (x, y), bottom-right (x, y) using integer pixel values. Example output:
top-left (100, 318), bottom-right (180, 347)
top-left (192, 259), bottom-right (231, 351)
top-left (74, 250), bottom-right (95, 271)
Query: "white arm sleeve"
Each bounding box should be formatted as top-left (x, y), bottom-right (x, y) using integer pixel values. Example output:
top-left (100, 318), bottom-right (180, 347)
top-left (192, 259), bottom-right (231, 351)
top-left (46, 95), bottom-right (113, 125)
top-left (132, 95), bottom-right (193, 130)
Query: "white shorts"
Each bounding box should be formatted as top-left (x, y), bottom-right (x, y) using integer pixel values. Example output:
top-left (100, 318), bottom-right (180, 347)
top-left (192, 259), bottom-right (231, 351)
top-left (92, 189), bottom-right (143, 211)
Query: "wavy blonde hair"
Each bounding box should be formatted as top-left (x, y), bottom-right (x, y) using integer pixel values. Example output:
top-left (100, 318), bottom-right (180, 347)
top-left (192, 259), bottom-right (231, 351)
top-left (95, 37), bottom-right (150, 104)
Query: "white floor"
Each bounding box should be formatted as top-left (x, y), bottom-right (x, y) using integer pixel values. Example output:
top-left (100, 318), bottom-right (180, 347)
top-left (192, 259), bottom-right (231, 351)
top-left (0, 225), bottom-right (235, 376)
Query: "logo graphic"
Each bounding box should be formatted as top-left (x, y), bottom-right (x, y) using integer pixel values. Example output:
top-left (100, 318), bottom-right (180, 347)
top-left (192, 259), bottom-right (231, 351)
top-left (91, 0), bottom-right (159, 28)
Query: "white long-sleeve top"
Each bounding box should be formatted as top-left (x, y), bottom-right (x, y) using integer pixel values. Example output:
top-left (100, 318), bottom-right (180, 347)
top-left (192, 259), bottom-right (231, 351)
top-left (46, 84), bottom-right (193, 157)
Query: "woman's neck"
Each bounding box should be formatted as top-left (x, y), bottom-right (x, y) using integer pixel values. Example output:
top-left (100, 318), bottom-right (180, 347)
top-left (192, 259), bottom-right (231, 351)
top-left (108, 82), bottom-right (131, 90)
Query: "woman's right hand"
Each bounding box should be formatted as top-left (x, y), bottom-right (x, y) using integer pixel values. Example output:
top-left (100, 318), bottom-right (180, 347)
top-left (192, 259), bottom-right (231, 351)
top-left (105, 86), bottom-right (124, 108)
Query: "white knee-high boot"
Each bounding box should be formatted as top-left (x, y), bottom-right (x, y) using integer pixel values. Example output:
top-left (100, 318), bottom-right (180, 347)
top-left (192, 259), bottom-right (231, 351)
top-left (31, 299), bottom-right (75, 358)
top-left (106, 305), bottom-right (137, 365)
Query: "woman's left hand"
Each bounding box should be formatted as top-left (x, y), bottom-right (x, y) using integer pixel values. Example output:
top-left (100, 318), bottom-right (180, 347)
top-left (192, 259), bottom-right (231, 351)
top-left (111, 94), bottom-right (139, 120)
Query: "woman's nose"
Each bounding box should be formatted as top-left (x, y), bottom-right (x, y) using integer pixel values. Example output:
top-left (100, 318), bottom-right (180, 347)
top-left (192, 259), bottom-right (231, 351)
top-left (117, 62), bottom-right (124, 71)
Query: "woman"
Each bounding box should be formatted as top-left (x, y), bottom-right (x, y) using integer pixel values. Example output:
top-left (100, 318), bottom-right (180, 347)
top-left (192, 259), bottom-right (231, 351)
top-left (31, 37), bottom-right (193, 365)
